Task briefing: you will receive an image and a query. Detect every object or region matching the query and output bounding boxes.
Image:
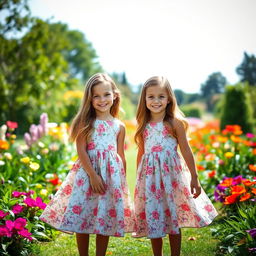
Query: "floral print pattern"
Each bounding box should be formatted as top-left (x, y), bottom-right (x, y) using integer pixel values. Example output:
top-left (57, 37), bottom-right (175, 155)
top-left (134, 122), bottom-right (218, 238)
top-left (40, 119), bottom-right (135, 236)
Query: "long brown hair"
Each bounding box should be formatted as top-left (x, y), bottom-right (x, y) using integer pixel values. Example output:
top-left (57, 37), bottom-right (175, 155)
top-left (134, 76), bottom-right (188, 147)
top-left (70, 73), bottom-right (121, 142)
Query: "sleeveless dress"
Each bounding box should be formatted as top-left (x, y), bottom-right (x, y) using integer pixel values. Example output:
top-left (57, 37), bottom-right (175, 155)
top-left (40, 119), bottom-right (135, 237)
top-left (133, 122), bottom-right (218, 238)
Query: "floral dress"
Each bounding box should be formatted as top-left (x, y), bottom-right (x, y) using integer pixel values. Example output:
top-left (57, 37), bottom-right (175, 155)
top-left (40, 119), bottom-right (135, 237)
top-left (133, 122), bottom-right (218, 238)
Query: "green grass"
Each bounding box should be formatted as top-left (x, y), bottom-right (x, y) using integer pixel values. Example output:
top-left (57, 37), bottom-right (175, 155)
top-left (31, 144), bottom-right (219, 255)
top-left (31, 225), bottom-right (218, 256)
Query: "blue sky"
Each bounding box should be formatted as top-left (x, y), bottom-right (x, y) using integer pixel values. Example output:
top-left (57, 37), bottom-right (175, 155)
top-left (30, 0), bottom-right (256, 93)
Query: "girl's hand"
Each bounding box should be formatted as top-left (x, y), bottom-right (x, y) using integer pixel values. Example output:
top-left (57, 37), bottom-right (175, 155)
top-left (89, 174), bottom-right (106, 194)
top-left (190, 177), bottom-right (201, 198)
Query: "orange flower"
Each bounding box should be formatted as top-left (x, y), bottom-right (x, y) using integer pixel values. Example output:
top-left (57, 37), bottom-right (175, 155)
top-left (230, 135), bottom-right (242, 143)
top-left (242, 179), bottom-right (254, 186)
top-left (251, 188), bottom-right (256, 195)
top-left (208, 170), bottom-right (216, 178)
top-left (253, 148), bottom-right (256, 155)
top-left (0, 140), bottom-right (9, 150)
top-left (217, 136), bottom-right (228, 143)
top-left (231, 185), bottom-right (246, 195)
top-left (197, 165), bottom-right (205, 171)
top-left (239, 193), bottom-right (251, 202)
top-left (224, 194), bottom-right (239, 204)
top-left (220, 178), bottom-right (233, 187)
top-left (249, 165), bottom-right (256, 172)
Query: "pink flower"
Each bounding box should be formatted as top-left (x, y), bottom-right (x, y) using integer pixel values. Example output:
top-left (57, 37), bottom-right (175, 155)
top-left (63, 185), bottom-right (72, 195)
top-left (12, 204), bottom-right (24, 214)
top-left (17, 228), bottom-right (33, 241)
top-left (71, 163), bottom-right (80, 172)
top-left (14, 218), bottom-right (27, 230)
top-left (204, 204), bottom-right (213, 212)
top-left (144, 128), bottom-right (149, 138)
top-left (114, 232), bottom-right (121, 237)
top-left (0, 226), bottom-right (11, 237)
top-left (181, 204), bottom-right (190, 211)
top-left (106, 121), bottom-right (113, 126)
top-left (97, 124), bottom-right (105, 135)
top-left (246, 133), bottom-right (255, 138)
top-left (152, 210), bottom-right (159, 220)
top-left (124, 208), bottom-right (131, 217)
top-left (49, 210), bottom-right (57, 220)
top-left (183, 187), bottom-right (190, 198)
top-left (6, 121), bottom-right (18, 129)
top-left (35, 197), bottom-right (46, 210)
top-left (86, 187), bottom-right (93, 197)
top-left (108, 162), bottom-right (115, 175)
top-left (114, 189), bottom-right (122, 200)
top-left (5, 220), bottom-right (14, 232)
top-left (194, 215), bottom-right (201, 222)
top-left (77, 178), bottom-right (84, 187)
top-left (162, 126), bottom-right (169, 136)
top-left (0, 210), bottom-right (9, 219)
top-left (12, 191), bottom-right (26, 198)
top-left (108, 144), bottom-right (115, 151)
top-left (24, 197), bottom-right (36, 207)
top-left (172, 181), bottom-right (178, 189)
top-left (80, 221), bottom-right (87, 230)
top-left (109, 208), bottom-right (117, 218)
top-left (98, 218), bottom-right (105, 226)
top-left (87, 141), bottom-right (95, 150)
top-left (150, 184), bottom-right (156, 193)
top-left (151, 145), bottom-right (162, 152)
top-left (146, 166), bottom-right (153, 175)
top-left (72, 205), bottom-right (82, 215)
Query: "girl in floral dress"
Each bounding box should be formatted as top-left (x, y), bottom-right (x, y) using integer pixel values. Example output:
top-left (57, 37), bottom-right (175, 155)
top-left (40, 73), bottom-right (135, 256)
top-left (133, 76), bottom-right (218, 256)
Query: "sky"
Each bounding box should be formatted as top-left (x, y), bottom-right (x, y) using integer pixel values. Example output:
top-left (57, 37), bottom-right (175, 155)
top-left (30, 0), bottom-right (256, 93)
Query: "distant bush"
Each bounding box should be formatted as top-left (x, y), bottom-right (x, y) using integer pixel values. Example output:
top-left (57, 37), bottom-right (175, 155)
top-left (180, 106), bottom-right (202, 118)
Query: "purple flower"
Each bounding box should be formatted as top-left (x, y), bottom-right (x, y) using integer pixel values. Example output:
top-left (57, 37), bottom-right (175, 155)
top-left (0, 210), bottom-right (9, 219)
top-left (248, 248), bottom-right (256, 252)
top-left (40, 113), bottom-right (48, 135)
top-left (246, 228), bottom-right (256, 238)
top-left (29, 124), bottom-right (39, 142)
top-left (24, 132), bottom-right (32, 147)
top-left (12, 204), bottom-right (24, 214)
top-left (232, 175), bottom-right (243, 185)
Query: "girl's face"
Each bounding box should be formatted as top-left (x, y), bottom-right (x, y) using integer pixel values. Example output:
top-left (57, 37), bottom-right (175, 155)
top-left (91, 82), bottom-right (116, 115)
top-left (145, 85), bottom-right (169, 115)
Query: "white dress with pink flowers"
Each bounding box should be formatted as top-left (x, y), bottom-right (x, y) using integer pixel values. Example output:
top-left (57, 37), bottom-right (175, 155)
top-left (133, 122), bottom-right (218, 238)
top-left (40, 119), bottom-right (135, 237)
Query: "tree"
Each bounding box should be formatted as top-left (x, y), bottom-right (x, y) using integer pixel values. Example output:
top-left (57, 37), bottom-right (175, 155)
top-left (220, 85), bottom-right (254, 133)
top-left (201, 72), bottom-right (227, 111)
top-left (236, 52), bottom-right (256, 86)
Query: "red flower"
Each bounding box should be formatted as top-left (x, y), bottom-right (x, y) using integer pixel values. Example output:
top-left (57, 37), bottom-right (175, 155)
top-left (93, 207), bottom-right (98, 216)
top-left (109, 208), bottom-right (117, 218)
top-left (6, 121), bottom-right (18, 129)
top-left (139, 211), bottom-right (146, 220)
top-left (124, 208), bottom-right (131, 217)
top-left (181, 204), bottom-right (190, 211)
top-left (204, 204), bottom-right (213, 212)
top-left (152, 210), bottom-right (159, 220)
top-left (151, 145), bottom-right (163, 152)
top-left (63, 185), bottom-right (72, 195)
top-left (72, 205), bottom-right (82, 215)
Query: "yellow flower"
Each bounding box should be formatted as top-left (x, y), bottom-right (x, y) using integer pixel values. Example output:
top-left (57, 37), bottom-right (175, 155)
top-left (41, 148), bottom-right (49, 155)
top-left (71, 155), bottom-right (78, 162)
top-left (20, 157), bottom-right (30, 164)
top-left (10, 134), bottom-right (16, 139)
top-left (225, 152), bottom-right (234, 158)
top-left (35, 184), bottom-right (43, 189)
top-left (29, 162), bottom-right (40, 171)
top-left (40, 189), bottom-right (48, 196)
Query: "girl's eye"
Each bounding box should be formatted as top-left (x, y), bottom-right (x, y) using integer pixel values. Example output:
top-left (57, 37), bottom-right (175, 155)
top-left (93, 95), bottom-right (99, 98)
top-left (148, 96), bottom-right (153, 99)
top-left (160, 96), bottom-right (165, 99)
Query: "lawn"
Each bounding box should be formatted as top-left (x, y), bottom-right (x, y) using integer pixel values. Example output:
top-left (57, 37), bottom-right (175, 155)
top-left (31, 144), bottom-right (219, 255)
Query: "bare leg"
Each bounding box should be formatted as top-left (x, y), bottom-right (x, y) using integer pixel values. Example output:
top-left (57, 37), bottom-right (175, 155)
top-left (76, 233), bottom-right (89, 256)
top-left (96, 234), bottom-right (109, 256)
top-left (169, 229), bottom-right (181, 256)
top-left (150, 238), bottom-right (163, 256)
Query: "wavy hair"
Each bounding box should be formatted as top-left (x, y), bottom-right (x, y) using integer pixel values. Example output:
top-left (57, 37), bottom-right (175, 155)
top-left (135, 76), bottom-right (188, 147)
top-left (70, 73), bottom-right (121, 142)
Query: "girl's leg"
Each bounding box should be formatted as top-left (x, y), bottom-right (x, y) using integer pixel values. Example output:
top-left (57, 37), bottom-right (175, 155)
top-left (150, 238), bottom-right (163, 256)
top-left (96, 234), bottom-right (109, 256)
top-left (76, 233), bottom-right (90, 256)
top-left (168, 229), bottom-right (181, 256)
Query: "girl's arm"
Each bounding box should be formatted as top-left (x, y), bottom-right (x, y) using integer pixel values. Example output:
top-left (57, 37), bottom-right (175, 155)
top-left (76, 134), bottom-right (106, 194)
top-left (117, 122), bottom-right (127, 172)
top-left (173, 118), bottom-right (201, 198)
top-left (137, 140), bottom-right (144, 169)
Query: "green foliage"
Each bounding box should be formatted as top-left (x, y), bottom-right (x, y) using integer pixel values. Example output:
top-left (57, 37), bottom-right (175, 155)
top-left (180, 105), bottom-right (202, 118)
top-left (212, 203), bottom-right (256, 256)
top-left (236, 52), bottom-right (256, 86)
top-left (220, 84), bottom-right (254, 133)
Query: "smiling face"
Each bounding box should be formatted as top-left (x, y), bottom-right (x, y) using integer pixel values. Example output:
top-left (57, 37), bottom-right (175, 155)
top-left (145, 85), bottom-right (169, 117)
top-left (91, 82), bottom-right (116, 116)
